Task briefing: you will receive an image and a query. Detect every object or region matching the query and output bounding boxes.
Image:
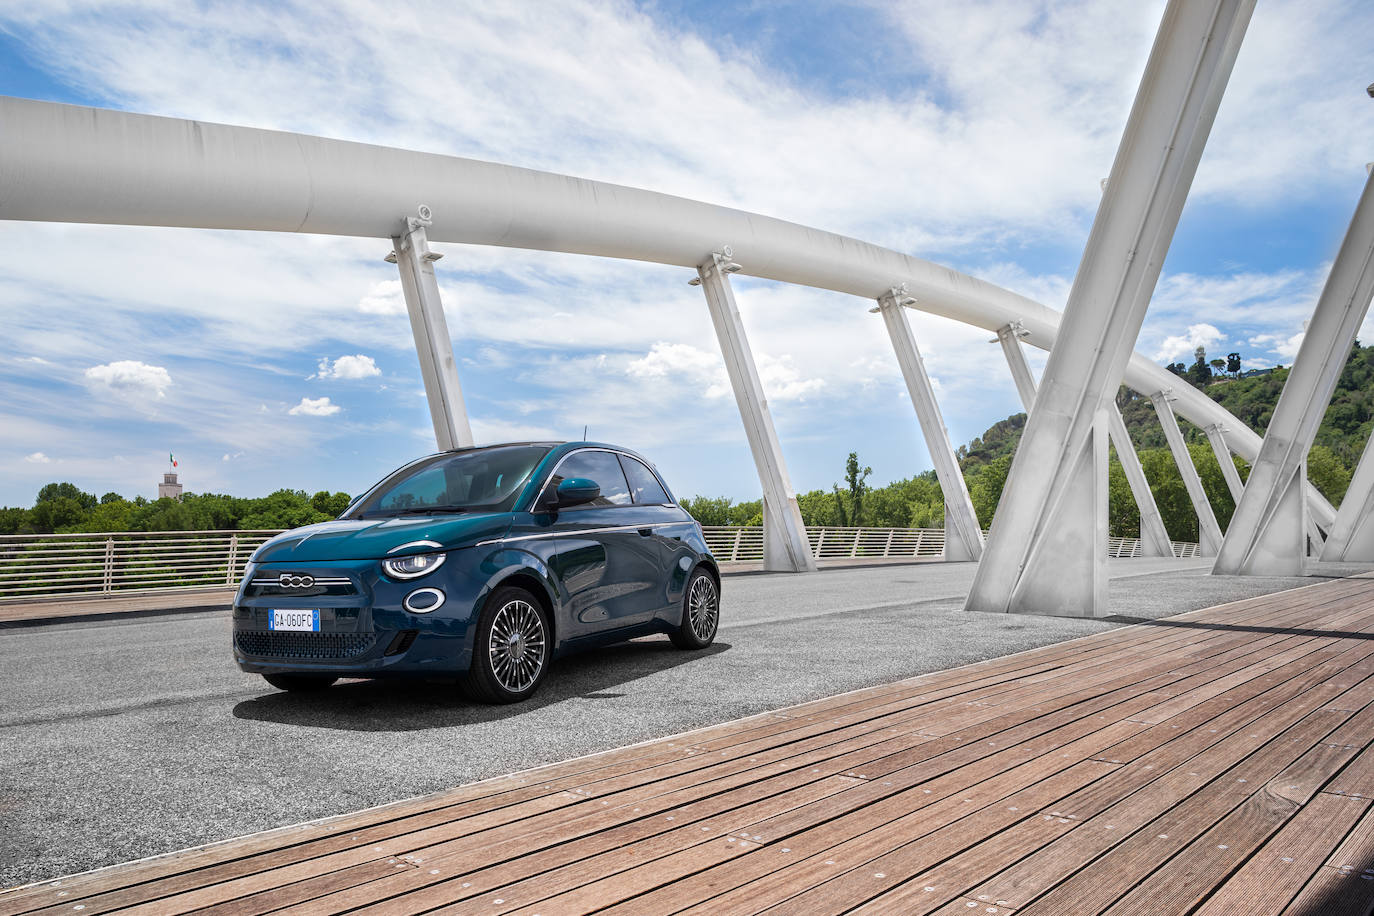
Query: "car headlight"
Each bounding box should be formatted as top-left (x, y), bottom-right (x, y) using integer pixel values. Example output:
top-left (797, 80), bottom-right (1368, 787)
top-left (382, 550), bottom-right (447, 580)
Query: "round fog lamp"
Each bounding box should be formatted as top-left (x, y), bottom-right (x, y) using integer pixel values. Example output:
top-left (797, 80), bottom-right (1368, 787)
top-left (403, 588), bottom-right (445, 614)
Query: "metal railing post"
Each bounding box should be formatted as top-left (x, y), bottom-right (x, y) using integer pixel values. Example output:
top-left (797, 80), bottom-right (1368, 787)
top-left (102, 538), bottom-right (114, 594)
top-left (225, 534), bottom-right (239, 585)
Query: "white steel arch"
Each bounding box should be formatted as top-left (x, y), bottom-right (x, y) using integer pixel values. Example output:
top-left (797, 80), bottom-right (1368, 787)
top-left (0, 94), bottom-right (1336, 530)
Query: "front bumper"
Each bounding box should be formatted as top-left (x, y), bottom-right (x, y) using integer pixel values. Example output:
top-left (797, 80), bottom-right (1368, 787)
top-left (232, 552), bottom-right (486, 678)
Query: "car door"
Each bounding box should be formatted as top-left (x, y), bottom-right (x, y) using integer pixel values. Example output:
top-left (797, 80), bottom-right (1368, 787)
top-left (617, 452), bottom-right (698, 610)
top-left (542, 449), bottom-right (667, 638)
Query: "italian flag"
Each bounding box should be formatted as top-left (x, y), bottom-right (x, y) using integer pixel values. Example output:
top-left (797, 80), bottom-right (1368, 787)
top-left (169, 452), bottom-right (178, 468)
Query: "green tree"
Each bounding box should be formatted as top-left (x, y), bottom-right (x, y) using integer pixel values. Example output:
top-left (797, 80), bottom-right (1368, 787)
top-left (36, 482), bottom-right (96, 511)
top-left (237, 489), bottom-right (334, 530)
top-left (0, 507), bottom-right (26, 535)
top-left (965, 455), bottom-right (1012, 528)
top-left (311, 490), bottom-right (353, 517)
top-left (679, 495), bottom-right (736, 526)
top-left (27, 497), bottom-right (86, 533)
top-left (1308, 444), bottom-right (1351, 505)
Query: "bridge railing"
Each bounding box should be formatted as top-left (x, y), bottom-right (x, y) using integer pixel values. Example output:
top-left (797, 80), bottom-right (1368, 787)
top-left (0, 530), bottom-right (279, 601)
top-left (0, 526), bottom-right (1202, 602)
top-left (703, 526), bottom-right (1201, 563)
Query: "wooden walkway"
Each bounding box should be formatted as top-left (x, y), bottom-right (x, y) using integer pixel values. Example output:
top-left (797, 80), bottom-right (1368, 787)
top-left (8, 576), bottom-right (1374, 915)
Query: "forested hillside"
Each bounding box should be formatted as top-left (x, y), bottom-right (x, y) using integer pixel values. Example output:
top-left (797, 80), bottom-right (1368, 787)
top-left (685, 342), bottom-right (1374, 543)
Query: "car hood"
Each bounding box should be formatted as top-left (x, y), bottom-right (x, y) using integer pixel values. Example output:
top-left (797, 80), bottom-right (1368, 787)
top-left (251, 513), bottom-right (512, 563)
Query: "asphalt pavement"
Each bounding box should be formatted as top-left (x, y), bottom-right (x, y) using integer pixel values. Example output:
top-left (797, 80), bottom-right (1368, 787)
top-left (0, 559), bottom-right (1317, 888)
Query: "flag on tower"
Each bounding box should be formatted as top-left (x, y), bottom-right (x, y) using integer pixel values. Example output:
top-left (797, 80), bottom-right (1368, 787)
top-left (169, 452), bottom-right (178, 468)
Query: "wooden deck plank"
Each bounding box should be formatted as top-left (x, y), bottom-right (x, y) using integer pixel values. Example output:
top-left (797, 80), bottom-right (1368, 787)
top-left (1191, 793), bottom-right (1370, 916)
top-left (5, 576), bottom-right (1374, 916)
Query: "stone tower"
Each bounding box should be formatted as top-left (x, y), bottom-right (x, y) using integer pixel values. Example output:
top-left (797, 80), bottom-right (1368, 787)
top-left (158, 472), bottom-right (183, 501)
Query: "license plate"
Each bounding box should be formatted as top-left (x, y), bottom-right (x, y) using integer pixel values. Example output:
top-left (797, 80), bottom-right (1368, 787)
top-left (269, 608), bottom-right (320, 632)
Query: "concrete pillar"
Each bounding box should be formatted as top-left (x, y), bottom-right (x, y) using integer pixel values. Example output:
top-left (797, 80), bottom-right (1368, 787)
top-left (876, 286), bottom-right (982, 562)
top-left (1322, 430), bottom-right (1374, 562)
top-left (964, 0), bottom-right (1252, 616)
top-left (389, 211), bottom-right (474, 451)
top-left (1215, 168), bottom-right (1374, 576)
top-left (998, 323), bottom-right (1172, 558)
top-left (695, 250), bottom-right (816, 572)
top-left (1151, 390), bottom-right (1224, 556)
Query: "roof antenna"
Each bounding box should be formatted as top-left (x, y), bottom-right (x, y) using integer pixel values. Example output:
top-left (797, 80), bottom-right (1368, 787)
top-left (583, 425), bottom-right (588, 441)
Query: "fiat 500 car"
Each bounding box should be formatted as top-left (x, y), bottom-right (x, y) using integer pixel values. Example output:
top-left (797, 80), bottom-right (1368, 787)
top-left (232, 442), bottom-right (720, 703)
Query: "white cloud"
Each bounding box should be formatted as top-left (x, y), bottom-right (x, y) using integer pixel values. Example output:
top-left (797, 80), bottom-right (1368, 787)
top-left (83, 360), bottom-right (173, 400)
top-left (24, 451), bottom-right (52, 464)
top-left (1151, 324), bottom-right (1225, 364)
top-left (357, 280), bottom-right (406, 316)
top-left (1275, 332), bottom-right (1305, 361)
top-left (288, 396), bottom-right (342, 416)
top-left (625, 341), bottom-right (824, 402)
top-left (627, 343), bottom-right (730, 398)
top-left (313, 354), bottom-right (381, 380)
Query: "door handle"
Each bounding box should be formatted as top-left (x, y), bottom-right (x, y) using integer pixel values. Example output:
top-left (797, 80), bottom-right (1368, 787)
top-left (637, 527), bottom-right (653, 537)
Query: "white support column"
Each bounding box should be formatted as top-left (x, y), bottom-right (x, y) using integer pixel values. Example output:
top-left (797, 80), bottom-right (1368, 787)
top-left (1151, 390), bottom-right (1224, 556)
top-left (695, 249), bottom-right (816, 572)
top-left (964, 0), bottom-right (1252, 617)
top-left (997, 323), bottom-right (1172, 558)
top-left (995, 322), bottom-right (1039, 411)
top-left (1204, 423), bottom-right (1245, 503)
top-left (1322, 430), bottom-right (1374, 562)
top-left (1105, 405), bottom-right (1175, 558)
top-left (1216, 168), bottom-right (1374, 576)
top-left (389, 210), bottom-right (474, 451)
top-left (875, 286), bottom-right (982, 562)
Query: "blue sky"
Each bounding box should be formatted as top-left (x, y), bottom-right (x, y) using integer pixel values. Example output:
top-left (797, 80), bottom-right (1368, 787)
top-left (1, 0), bottom-right (1372, 507)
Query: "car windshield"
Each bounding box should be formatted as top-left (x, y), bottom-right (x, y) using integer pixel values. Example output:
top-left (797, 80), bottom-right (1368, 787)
top-left (345, 445), bottom-right (552, 518)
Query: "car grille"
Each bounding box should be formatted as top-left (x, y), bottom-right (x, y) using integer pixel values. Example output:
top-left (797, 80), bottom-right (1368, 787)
top-left (245, 576), bottom-right (358, 599)
top-left (235, 630), bottom-right (376, 660)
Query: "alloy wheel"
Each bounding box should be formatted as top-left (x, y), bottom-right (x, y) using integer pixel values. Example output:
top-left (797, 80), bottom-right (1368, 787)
top-left (688, 575), bottom-right (719, 641)
top-left (488, 599), bottom-right (546, 693)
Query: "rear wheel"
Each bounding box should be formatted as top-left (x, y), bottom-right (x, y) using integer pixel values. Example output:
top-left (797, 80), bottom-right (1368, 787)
top-left (262, 673), bottom-right (338, 692)
top-left (671, 568), bottom-right (719, 649)
top-left (463, 585), bottom-right (551, 704)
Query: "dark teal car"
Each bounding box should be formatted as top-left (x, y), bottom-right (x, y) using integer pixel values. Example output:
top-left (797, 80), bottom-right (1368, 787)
top-left (232, 442), bottom-right (720, 703)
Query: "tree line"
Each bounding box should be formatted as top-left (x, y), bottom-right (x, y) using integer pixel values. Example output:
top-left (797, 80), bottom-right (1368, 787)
top-left (0, 484), bottom-right (353, 535)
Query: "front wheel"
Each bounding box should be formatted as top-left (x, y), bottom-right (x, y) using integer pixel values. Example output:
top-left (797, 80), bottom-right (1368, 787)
top-left (463, 585), bottom-right (551, 704)
top-left (671, 569), bottom-right (719, 649)
top-left (262, 673), bottom-right (338, 692)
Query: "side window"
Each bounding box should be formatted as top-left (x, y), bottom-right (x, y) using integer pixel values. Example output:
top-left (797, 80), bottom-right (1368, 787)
top-left (549, 451), bottom-right (632, 507)
top-left (620, 455), bottom-right (670, 505)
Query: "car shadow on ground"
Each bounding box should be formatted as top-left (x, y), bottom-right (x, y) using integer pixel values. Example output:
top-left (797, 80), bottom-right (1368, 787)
top-left (230, 638), bottom-right (731, 731)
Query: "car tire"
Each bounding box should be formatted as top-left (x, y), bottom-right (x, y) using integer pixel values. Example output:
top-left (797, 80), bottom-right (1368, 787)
top-left (263, 673), bottom-right (338, 692)
top-left (463, 585), bottom-right (552, 704)
top-left (671, 568), bottom-right (719, 650)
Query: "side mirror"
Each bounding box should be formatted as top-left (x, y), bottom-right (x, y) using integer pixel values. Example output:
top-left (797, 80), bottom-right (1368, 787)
top-left (553, 477), bottom-right (600, 508)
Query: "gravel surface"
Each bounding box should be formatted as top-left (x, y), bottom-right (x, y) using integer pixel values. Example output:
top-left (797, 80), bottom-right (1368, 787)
top-left (0, 559), bottom-right (1316, 888)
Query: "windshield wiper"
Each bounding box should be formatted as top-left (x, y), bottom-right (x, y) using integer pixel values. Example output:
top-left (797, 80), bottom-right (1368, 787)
top-left (391, 506), bottom-right (470, 515)
top-left (357, 506), bottom-right (470, 518)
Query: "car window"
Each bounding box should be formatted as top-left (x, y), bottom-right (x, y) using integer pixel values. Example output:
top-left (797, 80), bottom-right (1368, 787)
top-left (347, 445), bottom-right (551, 517)
top-left (549, 450), bottom-right (632, 507)
top-left (619, 455), bottom-right (670, 505)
